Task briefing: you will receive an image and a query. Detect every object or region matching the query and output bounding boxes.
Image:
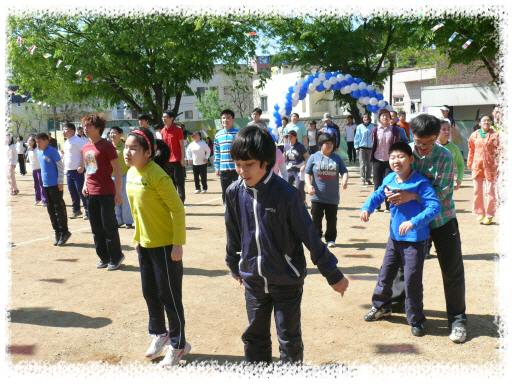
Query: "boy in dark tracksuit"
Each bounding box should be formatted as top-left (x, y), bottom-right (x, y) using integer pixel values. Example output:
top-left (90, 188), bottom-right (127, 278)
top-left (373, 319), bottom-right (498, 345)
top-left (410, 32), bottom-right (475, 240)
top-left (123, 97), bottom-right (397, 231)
top-left (224, 126), bottom-right (349, 365)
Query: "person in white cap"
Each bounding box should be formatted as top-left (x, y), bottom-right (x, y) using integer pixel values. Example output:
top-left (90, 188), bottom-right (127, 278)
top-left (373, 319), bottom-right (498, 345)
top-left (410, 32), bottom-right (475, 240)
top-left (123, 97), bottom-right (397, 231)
top-left (440, 105), bottom-right (463, 156)
top-left (186, 131), bottom-right (210, 193)
top-left (320, 113), bottom-right (340, 153)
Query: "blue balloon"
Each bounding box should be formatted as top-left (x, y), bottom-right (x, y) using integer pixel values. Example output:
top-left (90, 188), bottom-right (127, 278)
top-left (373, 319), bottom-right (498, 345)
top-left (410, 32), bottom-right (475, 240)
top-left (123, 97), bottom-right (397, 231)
top-left (302, 81), bottom-right (310, 89)
top-left (360, 89), bottom-right (369, 97)
top-left (285, 93), bottom-right (293, 101)
top-left (314, 72), bottom-right (320, 78)
top-left (346, 77), bottom-right (355, 85)
top-left (325, 72), bottom-right (332, 79)
top-left (371, 105), bottom-right (380, 113)
top-left (288, 86), bottom-right (295, 93)
top-left (333, 71), bottom-right (340, 77)
top-left (275, 119), bottom-right (282, 128)
top-left (308, 75), bottom-right (315, 82)
top-left (285, 99), bottom-right (292, 108)
top-left (350, 91), bottom-right (355, 98)
top-left (355, 78), bottom-right (363, 84)
top-left (273, 110), bottom-right (281, 119)
top-left (384, 101), bottom-right (389, 106)
top-left (331, 83), bottom-right (342, 91)
top-left (366, 104), bottom-right (373, 112)
top-left (285, 106), bottom-right (292, 115)
top-left (368, 90), bottom-right (377, 98)
top-left (376, 94), bottom-right (384, 101)
top-left (340, 80), bottom-right (348, 88)
top-left (353, 90), bottom-right (361, 98)
top-left (317, 84), bottom-right (326, 92)
top-left (299, 93), bottom-right (306, 100)
top-left (274, 103), bottom-right (280, 111)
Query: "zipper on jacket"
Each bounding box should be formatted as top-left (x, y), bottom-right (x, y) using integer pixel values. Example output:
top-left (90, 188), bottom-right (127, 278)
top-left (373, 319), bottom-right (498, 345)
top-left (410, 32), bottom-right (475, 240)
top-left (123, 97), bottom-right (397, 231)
top-left (251, 187), bottom-right (268, 293)
top-left (284, 254), bottom-right (300, 277)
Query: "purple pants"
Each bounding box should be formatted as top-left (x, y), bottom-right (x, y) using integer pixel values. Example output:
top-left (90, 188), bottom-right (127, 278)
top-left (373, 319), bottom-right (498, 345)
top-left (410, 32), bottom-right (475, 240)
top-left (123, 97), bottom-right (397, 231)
top-left (32, 169), bottom-right (46, 204)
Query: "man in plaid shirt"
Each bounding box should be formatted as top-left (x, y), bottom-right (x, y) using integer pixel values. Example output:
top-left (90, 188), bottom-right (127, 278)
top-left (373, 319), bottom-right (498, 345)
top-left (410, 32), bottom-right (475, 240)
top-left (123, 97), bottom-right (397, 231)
top-left (384, 114), bottom-right (467, 344)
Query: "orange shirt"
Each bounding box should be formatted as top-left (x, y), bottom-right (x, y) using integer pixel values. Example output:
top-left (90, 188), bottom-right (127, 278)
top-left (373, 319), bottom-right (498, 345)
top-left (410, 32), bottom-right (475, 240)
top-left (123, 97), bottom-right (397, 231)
top-left (396, 121), bottom-right (410, 140)
top-left (468, 129), bottom-right (500, 181)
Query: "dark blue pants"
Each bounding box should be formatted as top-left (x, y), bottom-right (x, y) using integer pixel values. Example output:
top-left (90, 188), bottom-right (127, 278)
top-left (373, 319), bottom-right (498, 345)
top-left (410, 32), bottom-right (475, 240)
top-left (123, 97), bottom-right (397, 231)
top-left (287, 168), bottom-right (305, 203)
top-left (66, 170), bottom-right (87, 213)
top-left (309, 145), bottom-right (318, 155)
top-left (372, 160), bottom-right (392, 210)
top-left (347, 141), bottom-right (356, 162)
top-left (87, 195), bottom-right (123, 264)
top-left (389, 218), bottom-right (467, 328)
top-left (243, 286), bottom-right (303, 364)
top-left (220, 170), bottom-right (239, 204)
top-left (138, 244), bottom-right (186, 349)
top-left (168, 161), bottom-right (185, 203)
top-left (44, 185), bottom-right (68, 235)
top-left (311, 202), bottom-right (338, 242)
top-left (372, 237), bottom-right (427, 327)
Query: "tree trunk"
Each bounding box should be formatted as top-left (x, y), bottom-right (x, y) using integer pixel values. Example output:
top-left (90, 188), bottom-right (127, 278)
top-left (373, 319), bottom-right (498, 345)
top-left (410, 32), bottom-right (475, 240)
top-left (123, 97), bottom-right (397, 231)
top-left (53, 106), bottom-right (57, 132)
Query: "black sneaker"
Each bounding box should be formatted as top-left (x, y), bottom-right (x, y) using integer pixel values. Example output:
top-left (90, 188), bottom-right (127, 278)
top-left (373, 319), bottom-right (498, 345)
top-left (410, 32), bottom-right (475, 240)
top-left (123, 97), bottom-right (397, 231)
top-left (54, 233), bottom-right (61, 246)
top-left (107, 254), bottom-right (125, 271)
top-left (96, 261), bottom-right (109, 269)
top-left (69, 210), bottom-right (83, 219)
top-left (412, 325), bottom-right (425, 337)
top-left (364, 307), bottom-right (392, 321)
top-left (83, 210), bottom-right (89, 220)
top-left (366, 180), bottom-right (373, 186)
top-left (125, 224), bottom-right (133, 229)
top-left (58, 231), bottom-right (72, 246)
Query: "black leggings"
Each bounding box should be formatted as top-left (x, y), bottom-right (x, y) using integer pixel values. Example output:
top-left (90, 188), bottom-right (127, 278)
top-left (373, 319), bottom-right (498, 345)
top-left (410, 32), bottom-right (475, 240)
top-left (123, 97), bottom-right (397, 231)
top-left (372, 160), bottom-right (392, 210)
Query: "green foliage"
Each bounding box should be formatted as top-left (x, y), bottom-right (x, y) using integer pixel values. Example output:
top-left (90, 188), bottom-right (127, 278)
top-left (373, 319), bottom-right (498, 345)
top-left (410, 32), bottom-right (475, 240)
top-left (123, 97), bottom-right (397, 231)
top-left (194, 87), bottom-right (231, 120)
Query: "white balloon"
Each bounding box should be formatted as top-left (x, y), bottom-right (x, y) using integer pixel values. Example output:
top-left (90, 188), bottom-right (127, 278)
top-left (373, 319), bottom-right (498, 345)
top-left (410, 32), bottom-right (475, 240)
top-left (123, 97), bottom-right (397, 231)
top-left (293, 85), bottom-right (301, 93)
top-left (350, 83), bottom-right (359, 91)
top-left (366, 84), bottom-right (374, 91)
top-left (329, 76), bottom-right (338, 85)
top-left (363, 96), bottom-right (371, 105)
top-left (296, 79), bottom-right (304, 87)
top-left (292, 92), bottom-right (299, 100)
top-left (279, 101), bottom-right (286, 109)
top-left (343, 86), bottom-right (352, 94)
top-left (318, 72), bottom-right (326, 81)
top-left (345, 73), bottom-right (352, 80)
top-left (323, 80), bottom-right (331, 89)
top-left (385, 105), bottom-right (393, 111)
top-left (359, 96), bottom-right (365, 104)
top-left (308, 83), bottom-right (316, 91)
top-left (378, 100), bottom-right (386, 108)
top-left (291, 99), bottom-right (299, 107)
top-left (272, 127), bottom-right (278, 138)
top-left (370, 97), bottom-right (378, 106)
top-left (337, 74), bottom-right (345, 82)
top-left (358, 82), bottom-right (367, 90)
top-left (279, 107), bottom-right (286, 115)
top-left (307, 87), bottom-right (315, 94)
top-left (312, 78), bottom-right (321, 86)
top-left (269, 122), bottom-right (277, 129)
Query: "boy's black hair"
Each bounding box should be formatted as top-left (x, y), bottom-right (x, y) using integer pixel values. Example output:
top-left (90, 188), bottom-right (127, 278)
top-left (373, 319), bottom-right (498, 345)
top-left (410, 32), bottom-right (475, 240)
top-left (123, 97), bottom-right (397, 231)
top-left (347, 115), bottom-right (353, 120)
top-left (162, 110), bottom-right (176, 119)
top-left (127, 127), bottom-right (155, 159)
top-left (318, 133), bottom-right (336, 148)
top-left (6, 134), bottom-right (14, 145)
top-left (252, 108), bottom-right (262, 115)
top-left (153, 139), bottom-right (173, 177)
top-left (399, 111), bottom-right (406, 117)
top-left (63, 122), bottom-right (76, 131)
top-left (281, 116), bottom-right (289, 123)
top-left (478, 113), bottom-right (494, 124)
top-left (291, 112), bottom-right (299, 118)
top-left (138, 113), bottom-right (150, 121)
top-left (110, 126), bottom-right (123, 134)
top-left (36, 133), bottom-right (49, 141)
top-left (410, 114), bottom-right (441, 137)
top-left (18, 135), bottom-right (24, 141)
top-left (388, 142), bottom-right (413, 157)
top-left (221, 109), bottom-right (235, 119)
top-left (230, 126), bottom-right (276, 172)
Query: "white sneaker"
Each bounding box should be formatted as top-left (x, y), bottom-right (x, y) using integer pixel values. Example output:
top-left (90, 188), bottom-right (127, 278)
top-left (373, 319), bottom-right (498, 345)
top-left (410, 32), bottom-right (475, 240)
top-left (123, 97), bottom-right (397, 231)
top-left (194, 190), bottom-right (200, 194)
top-left (145, 332), bottom-right (171, 359)
top-left (449, 326), bottom-right (467, 343)
top-left (201, 190), bottom-right (207, 193)
top-left (160, 342), bottom-right (191, 369)
top-left (327, 241), bottom-right (335, 248)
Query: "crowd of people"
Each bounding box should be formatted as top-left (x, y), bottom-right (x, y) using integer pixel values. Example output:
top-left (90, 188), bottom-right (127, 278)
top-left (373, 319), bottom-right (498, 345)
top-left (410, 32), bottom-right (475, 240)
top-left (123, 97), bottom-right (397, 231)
top-left (5, 104), bottom-right (502, 369)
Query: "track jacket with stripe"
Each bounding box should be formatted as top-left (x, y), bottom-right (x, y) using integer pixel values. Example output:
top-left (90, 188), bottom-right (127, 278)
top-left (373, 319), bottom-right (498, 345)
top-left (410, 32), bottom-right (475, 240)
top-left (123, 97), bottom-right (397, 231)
top-left (225, 170), bottom-right (344, 293)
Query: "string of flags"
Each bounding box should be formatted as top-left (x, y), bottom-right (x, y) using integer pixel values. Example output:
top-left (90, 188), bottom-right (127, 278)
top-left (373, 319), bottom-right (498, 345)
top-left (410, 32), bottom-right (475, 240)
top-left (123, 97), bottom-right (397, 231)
top-left (431, 24), bottom-right (486, 53)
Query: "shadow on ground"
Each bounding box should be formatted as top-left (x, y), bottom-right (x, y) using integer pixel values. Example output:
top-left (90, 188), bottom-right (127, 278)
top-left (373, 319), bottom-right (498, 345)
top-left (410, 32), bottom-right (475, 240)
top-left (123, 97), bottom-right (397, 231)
top-left (8, 308), bottom-right (112, 329)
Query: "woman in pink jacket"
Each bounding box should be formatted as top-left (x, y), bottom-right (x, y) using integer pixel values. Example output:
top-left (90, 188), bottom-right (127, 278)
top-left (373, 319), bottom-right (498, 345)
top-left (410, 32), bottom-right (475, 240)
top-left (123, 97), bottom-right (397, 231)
top-left (467, 114), bottom-right (500, 225)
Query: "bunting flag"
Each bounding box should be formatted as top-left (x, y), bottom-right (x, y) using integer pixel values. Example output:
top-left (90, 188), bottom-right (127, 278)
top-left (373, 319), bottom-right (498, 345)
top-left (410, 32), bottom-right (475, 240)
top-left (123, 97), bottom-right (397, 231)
top-left (431, 23), bottom-right (444, 32)
top-left (29, 45), bottom-right (36, 54)
top-left (85, 74), bottom-right (92, 81)
top-left (462, 39), bottom-right (473, 49)
top-left (478, 46), bottom-right (487, 54)
top-left (65, 65), bottom-right (71, 70)
top-left (245, 32), bottom-right (257, 36)
top-left (37, 101), bottom-right (42, 105)
top-left (56, 60), bottom-right (62, 68)
top-left (230, 21), bottom-right (242, 25)
top-left (43, 53), bottom-right (52, 58)
top-left (448, 32), bottom-right (458, 42)
top-left (260, 39), bottom-right (269, 42)
top-left (92, 78), bottom-right (98, 83)
top-left (75, 70), bottom-right (83, 76)
top-left (17, 36), bottom-right (22, 47)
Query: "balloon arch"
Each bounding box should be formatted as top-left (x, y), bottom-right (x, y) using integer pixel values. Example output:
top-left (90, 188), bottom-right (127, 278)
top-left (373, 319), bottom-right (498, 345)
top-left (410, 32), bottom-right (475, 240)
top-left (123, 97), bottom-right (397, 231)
top-left (269, 71), bottom-right (392, 138)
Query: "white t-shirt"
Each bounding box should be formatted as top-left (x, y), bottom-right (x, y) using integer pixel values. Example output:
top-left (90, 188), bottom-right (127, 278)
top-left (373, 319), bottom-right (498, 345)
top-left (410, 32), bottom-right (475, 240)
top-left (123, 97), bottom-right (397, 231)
top-left (7, 144), bottom-right (17, 166)
top-left (64, 135), bottom-right (85, 170)
top-left (26, 149), bottom-right (41, 170)
top-left (155, 131), bottom-right (162, 140)
top-left (345, 124), bottom-right (357, 142)
top-left (186, 140), bottom-right (211, 165)
top-left (16, 141), bottom-right (26, 155)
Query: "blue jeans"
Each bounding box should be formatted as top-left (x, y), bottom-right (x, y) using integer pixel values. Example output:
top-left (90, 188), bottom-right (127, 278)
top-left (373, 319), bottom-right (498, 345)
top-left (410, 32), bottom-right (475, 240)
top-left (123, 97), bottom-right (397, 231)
top-left (87, 194), bottom-right (123, 264)
top-left (113, 174), bottom-right (133, 225)
top-left (66, 170), bottom-right (87, 213)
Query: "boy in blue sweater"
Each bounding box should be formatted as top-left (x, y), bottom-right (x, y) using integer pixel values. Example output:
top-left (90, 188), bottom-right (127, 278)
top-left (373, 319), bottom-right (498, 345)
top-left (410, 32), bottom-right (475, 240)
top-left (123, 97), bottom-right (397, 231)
top-left (225, 126), bottom-right (349, 365)
top-left (360, 142), bottom-right (441, 336)
top-left (36, 133), bottom-right (72, 246)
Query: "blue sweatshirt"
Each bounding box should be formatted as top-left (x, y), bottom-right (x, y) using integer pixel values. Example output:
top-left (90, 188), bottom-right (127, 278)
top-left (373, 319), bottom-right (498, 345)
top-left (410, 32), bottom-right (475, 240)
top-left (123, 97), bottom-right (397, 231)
top-left (361, 171), bottom-right (441, 242)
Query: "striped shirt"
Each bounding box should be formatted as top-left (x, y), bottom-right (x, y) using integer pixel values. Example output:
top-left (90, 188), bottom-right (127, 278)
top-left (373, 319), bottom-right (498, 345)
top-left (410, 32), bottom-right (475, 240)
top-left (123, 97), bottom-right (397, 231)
top-left (214, 127), bottom-right (239, 171)
top-left (374, 125), bottom-right (394, 161)
top-left (410, 142), bottom-right (456, 229)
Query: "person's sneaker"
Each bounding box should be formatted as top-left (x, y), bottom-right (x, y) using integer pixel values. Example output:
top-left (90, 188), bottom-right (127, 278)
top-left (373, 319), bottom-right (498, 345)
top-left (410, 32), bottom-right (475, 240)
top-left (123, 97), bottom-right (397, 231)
top-left (476, 214), bottom-right (485, 222)
top-left (201, 190), bottom-right (207, 193)
top-left (83, 210), bottom-right (89, 220)
top-left (411, 325), bottom-right (425, 337)
top-left (125, 224), bottom-right (133, 229)
top-left (160, 342), bottom-right (191, 369)
top-left (34, 200), bottom-right (41, 205)
top-left (482, 217), bottom-right (493, 225)
top-left (96, 261), bottom-right (109, 269)
top-left (118, 223), bottom-right (125, 228)
top-left (194, 190), bottom-right (200, 194)
top-left (54, 233), bottom-right (61, 246)
top-left (145, 331), bottom-right (171, 359)
top-left (69, 210), bottom-right (83, 219)
top-left (364, 307), bottom-right (392, 321)
top-left (361, 180), bottom-right (367, 186)
top-left (384, 209), bottom-right (390, 213)
top-left (42, 203), bottom-right (47, 207)
top-left (449, 326), bottom-right (467, 343)
top-left (366, 180), bottom-right (373, 186)
top-left (58, 231), bottom-right (72, 246)
top-left (327, 241), bottom-right (335, 248)
top-left (107, 254), bottom-right (125, 271)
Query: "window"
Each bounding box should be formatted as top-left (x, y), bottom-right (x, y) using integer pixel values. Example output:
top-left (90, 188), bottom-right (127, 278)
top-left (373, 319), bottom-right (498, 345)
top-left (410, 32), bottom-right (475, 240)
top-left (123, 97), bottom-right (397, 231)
top-left (211, 86), bottom-right (218, 92)
top-left (260, 97), bottom-right (268, 112)
top-left (185, 111), bottom-right (193, 119)
top-left (196, 87), bottom-right (205, 97)
top-left (393, 97), bottom-right (404, 104)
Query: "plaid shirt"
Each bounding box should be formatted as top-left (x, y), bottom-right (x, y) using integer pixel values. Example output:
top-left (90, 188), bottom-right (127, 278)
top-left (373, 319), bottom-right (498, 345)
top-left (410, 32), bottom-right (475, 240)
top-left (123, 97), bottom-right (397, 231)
top-left (410, 142), bottom-right (455, 228)
top-left (374, 125), bottom-right (394, 161)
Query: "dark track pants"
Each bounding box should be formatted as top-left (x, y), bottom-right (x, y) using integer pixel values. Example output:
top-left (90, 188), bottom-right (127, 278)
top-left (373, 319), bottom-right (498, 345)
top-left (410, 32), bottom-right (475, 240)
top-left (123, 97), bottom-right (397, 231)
top-left (220, 170), bottom-right (239, 204)
top-left (168, 161), bottom-right (186, 203)
top-left (372, 160), bottom-right (392, 210)
top-left (192, 163), bottom-right (208, 191)
top-left (138, 244), bottom-right (186, 349)
top-left (311, 202), bottom-right (338, 242)
top-left (243, 286), bottom-right (304, 364)
top-left (44, 185), bottom-right (68, 235)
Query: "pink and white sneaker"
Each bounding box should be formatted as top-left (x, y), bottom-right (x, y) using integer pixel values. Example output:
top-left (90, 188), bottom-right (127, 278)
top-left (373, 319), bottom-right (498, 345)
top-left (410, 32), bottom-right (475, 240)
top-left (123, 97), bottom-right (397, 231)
top-left (145, 331), bottom-right (170, 359)
top-left (160, 342), bottom-right (191, 369)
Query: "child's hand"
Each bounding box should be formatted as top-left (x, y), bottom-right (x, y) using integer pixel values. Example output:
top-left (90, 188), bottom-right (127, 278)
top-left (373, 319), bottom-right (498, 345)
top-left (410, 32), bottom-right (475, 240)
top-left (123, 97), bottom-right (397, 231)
top-left (300, 164), bottom-right (306, 173)
top-left (82, 186), bottom-right (89, 197)
top-left (341, 181), bottom-right (347, 190)
top-left (455, 180), bottom-right (461, 191)
top-left (308, 185), bottom-right (315, 196)
top-left (233, 276), bottom-right (243, 286)
top-left (386, 190), bottom-right (417, 206)
top-left (58, 183), bottom-right (63, 191)
top-left (399, 221), bottom-right (414, 235)
top-left (115, 192), bottom-right (123, 205)
top-left (331, 277), bottom-right (349, 297)
top-left (360, 210), bottom-right (370, 222)
top-left (171, 245), bottom-right (183, 261)
top-left (135, 243), bottom-right (139, 253)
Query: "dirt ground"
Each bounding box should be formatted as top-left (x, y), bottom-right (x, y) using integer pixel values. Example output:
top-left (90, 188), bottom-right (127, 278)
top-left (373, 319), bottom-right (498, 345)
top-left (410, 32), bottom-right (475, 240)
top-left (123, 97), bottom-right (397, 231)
top-left (4, 161), bottom-right (503, 376)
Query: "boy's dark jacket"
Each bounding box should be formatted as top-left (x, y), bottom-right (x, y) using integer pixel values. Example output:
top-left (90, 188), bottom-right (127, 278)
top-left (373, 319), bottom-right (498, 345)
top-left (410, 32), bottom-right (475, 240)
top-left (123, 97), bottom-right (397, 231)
top-left (225, 170), bottom-right (344, 293)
